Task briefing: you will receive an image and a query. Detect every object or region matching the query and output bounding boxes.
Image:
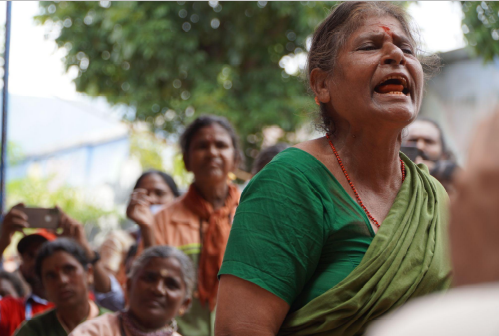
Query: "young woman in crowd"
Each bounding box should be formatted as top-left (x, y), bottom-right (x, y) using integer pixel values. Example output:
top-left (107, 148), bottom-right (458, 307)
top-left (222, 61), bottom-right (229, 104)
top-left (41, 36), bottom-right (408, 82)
top-left (130, 115), bottom-right (241, 335)
top-left (216, 2), bottom-right (451, 335)
top-left (15, 238), bottom-right (108, 336)
top-left (97, 170), bottom-right (180, 305)
top-left (70, 245), bottom-right (194, 336)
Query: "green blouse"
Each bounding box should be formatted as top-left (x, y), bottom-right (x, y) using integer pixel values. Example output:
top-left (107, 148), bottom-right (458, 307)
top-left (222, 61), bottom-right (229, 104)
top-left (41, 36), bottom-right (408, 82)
top-left (14, 306), bottom-right (108, 336)
top-left (219, 147), bottom-right (374, 312)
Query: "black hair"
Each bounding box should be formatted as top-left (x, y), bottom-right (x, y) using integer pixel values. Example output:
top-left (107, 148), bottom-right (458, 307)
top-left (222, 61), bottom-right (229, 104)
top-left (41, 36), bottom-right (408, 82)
top-left (416, 117), bottom-right (455, 162)
top-left (35, 238), bottom-right (89, 279)
top-left (179, 115), bottom-right (243, 168)
top-left (0, 270), bottom-right (26, 297)
top-left (251, 143), bottom-right (290, 175)
top-left (133, 170), bottom-right (180, 197)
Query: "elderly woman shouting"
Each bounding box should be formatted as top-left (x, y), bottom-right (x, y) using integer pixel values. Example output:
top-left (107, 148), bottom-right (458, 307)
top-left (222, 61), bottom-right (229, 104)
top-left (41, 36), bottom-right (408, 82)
top-left (216, 2), bottom-right (451, 336)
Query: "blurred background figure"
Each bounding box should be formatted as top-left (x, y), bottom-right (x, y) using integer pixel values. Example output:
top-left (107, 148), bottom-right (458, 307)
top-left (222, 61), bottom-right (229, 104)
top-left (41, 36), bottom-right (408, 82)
top-left (403, 117), bottom-right (460, 194)
top-left (0, 270), bottom-right (25, 299)
top-left (95, 170), bottom-right (180, 312)
top-left (15, 238), bottom-right (108, 336)
top-left (100, 171), bottom-right (180, 285)
top-left (251, 143), bottom-right (289, 176)
top-left (70, 245), bottom-right (193, 336)
top-left (367, 109), bottom-right (499, 336)
top-left (0, 204), bottom-right (121, 335)
top-left (131, 115), bottom-right (241, 336)
top-left (0, 207), bottom-right (56, 336)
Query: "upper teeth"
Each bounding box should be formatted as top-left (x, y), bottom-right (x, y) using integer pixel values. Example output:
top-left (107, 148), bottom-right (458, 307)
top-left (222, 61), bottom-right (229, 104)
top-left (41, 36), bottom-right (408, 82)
top-left (380, 75), bottom-right (407, 88)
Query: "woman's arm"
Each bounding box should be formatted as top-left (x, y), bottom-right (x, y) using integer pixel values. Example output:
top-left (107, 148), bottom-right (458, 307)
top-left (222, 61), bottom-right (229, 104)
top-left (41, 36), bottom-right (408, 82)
top-left (216, 275), bottom-right (290, 336)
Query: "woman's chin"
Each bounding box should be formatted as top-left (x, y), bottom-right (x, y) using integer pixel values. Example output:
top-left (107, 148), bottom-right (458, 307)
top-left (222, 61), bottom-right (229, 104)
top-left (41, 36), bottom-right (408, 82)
top-left (373, 104), bottom-right (417, 125)
top-left (196, 170), bottom-right (227, 183)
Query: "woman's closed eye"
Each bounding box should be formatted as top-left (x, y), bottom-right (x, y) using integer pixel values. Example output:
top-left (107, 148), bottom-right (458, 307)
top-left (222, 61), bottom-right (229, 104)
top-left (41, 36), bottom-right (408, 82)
top-left (358, 44), bottom-right (378, 51)
top-left (400, 45), bottom-right (414, 55)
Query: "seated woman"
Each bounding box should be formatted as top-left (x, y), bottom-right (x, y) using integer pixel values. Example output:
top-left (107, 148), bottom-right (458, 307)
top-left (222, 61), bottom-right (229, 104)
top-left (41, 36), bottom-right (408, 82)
top-left (70, 245), bottom-right (194, 336)
top-left (216, 2), bottom-right (451, 336)
top-left (130, 115), bottom-right (242, 336)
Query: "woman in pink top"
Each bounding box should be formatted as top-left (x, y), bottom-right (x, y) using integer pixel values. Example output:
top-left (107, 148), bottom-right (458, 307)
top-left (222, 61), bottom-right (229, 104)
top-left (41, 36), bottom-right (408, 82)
top-left (70, 245), bottom-right (194, 336)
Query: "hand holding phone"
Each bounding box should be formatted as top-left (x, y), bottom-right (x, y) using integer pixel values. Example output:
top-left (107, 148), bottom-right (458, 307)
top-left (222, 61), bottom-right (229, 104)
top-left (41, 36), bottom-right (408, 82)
top-left (20, 207), bottom-right (60, 229)
top-left (0, 204), bottom-right (29, 246)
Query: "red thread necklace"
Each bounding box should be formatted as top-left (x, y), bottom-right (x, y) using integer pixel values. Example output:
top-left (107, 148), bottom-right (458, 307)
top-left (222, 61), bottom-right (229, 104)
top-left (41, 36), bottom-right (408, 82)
top-left (325, 133), bottom-right (406, 228)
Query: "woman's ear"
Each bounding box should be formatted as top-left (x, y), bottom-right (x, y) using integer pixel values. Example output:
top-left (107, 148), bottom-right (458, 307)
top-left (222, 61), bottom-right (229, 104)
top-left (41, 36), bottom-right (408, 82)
top-left (310, 68), bottom-right (331, 104)
top-left (178, 297), bottom-right (192, 316)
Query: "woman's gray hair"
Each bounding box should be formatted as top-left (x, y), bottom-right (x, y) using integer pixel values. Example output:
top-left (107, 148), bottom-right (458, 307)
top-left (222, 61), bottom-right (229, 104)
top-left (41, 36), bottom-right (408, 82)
top-left (128, 245), bottom-right (195, 299)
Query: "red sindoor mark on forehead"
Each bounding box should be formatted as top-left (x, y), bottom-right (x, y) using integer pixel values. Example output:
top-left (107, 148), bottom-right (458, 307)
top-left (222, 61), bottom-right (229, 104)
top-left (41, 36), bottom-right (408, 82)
top-left (380, 25), bottom-right (393, 37)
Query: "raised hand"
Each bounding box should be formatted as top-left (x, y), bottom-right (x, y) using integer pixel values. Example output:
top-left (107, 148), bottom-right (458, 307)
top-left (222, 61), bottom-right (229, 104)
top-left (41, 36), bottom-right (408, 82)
top-left (0, 204), bottom-right (29, 252)
top-left (126, 188), bottom-right (155, 229)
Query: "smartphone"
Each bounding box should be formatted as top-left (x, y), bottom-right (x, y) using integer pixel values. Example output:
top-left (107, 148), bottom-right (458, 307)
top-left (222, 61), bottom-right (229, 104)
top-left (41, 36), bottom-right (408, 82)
top-left (21, 207), bottom-right (60, 229)
top-left (400, 145), bottom-right (420, 162)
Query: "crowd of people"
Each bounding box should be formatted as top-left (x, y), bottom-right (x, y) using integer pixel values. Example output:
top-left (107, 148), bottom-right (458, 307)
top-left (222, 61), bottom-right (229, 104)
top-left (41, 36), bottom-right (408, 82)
top-left (0, 1), bottom-right (495, 336)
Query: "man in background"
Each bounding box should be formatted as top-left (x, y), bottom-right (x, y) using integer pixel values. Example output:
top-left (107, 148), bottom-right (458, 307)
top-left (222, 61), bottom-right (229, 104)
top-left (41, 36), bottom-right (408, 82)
top-left (404, 117), bottom-right (460, 194)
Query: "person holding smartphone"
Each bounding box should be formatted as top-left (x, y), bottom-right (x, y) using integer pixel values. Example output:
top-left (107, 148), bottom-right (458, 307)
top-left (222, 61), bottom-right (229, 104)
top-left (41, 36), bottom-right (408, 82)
top-left (0, 204), bottom-right (115, 336)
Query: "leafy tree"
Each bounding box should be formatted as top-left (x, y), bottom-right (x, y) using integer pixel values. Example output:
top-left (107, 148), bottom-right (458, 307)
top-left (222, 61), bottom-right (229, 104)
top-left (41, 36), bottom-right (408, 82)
top-left (461, 1), bottom-right (499, 62)
top-left (35, 1), bottom-right (338, 169)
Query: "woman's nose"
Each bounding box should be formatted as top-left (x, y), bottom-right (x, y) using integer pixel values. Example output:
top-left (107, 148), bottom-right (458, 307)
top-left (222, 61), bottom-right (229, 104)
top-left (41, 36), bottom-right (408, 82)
top-left (152, 280), bottom-right (167, 295)
top-left (207, 144), bottom-right (218, 157)
top-left (416, 139), bottom-right (426, 151)
top-left (57, 272), bottom-right (69, 284)
top-left (380, 44), bottom-right (406, 66)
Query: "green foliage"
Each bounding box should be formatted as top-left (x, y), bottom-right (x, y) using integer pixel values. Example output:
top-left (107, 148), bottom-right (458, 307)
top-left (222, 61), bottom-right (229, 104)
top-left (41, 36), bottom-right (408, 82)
top-left (172, 151), bottom-right (193, 187)
top-left (461, 1), bottom-right (499, 62)
top-left (0, 141), bottom-right (26, 166)
top-left (35, 1), bottom-right (338, 169)
top-left (6, 175), bottom-right (119, 226)
top-left (130, 129), bottom-right (192, 187)
top-left (130, 130), bottom-right (166, 171)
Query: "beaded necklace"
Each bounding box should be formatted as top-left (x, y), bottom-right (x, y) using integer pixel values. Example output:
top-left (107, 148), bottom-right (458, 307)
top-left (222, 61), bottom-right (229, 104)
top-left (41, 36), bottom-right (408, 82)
top-left (325, 133), bottom-right (406, 228)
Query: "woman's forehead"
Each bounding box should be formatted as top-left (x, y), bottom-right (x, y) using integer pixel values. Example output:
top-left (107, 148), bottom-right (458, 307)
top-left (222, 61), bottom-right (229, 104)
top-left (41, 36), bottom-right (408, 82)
top-left (42, 251), bottom-right (82, 271)
top-left (141, 257), bottom-right (182, 275)
top-left (349, 15), bottom-right (408, 40)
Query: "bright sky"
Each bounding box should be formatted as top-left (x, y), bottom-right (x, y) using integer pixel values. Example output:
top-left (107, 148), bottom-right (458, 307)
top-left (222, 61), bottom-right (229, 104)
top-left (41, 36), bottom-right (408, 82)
top-left (1, 1), bottom-right (466, 99)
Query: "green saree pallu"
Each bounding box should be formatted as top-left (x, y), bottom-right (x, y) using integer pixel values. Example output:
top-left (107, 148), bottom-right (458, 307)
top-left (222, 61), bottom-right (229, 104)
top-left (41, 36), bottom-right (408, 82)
top-left (278, 156), bottom-right (452, 336)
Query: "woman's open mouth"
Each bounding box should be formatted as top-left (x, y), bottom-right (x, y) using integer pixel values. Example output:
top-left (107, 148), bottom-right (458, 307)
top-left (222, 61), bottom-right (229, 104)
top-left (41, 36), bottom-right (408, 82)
top-left (374, 75), bottom-right (410, 96)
